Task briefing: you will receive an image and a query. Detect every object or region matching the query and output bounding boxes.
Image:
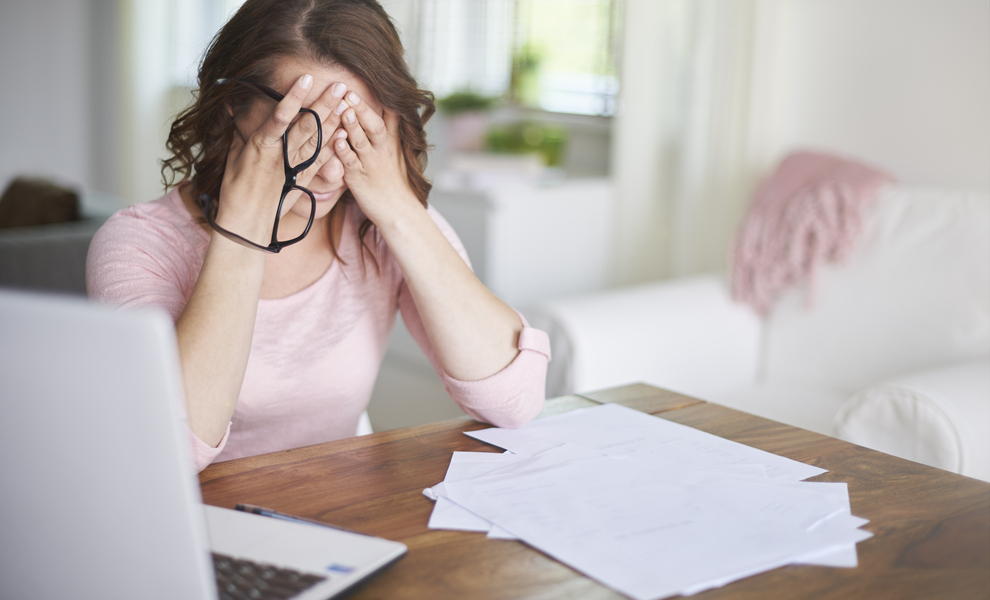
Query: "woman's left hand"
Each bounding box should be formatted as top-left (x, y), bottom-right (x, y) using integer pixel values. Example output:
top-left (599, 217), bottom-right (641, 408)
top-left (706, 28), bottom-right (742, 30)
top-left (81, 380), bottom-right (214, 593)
top-left (332, 92), bottom-right (417, 223)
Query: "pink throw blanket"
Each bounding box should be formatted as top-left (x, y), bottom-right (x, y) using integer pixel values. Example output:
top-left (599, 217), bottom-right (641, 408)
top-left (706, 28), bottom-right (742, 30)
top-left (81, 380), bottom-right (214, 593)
top-left (730, 151), bottom-right (894, 316)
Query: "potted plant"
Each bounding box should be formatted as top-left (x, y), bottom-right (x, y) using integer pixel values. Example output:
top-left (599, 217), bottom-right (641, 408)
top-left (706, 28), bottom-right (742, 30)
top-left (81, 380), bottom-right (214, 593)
top-left (437, 91), bottom-right (497, 153)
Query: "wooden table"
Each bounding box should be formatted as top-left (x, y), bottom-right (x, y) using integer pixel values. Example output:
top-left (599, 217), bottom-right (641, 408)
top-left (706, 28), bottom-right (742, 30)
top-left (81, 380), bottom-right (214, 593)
top-left (199, 384), bottom-right (990, 600)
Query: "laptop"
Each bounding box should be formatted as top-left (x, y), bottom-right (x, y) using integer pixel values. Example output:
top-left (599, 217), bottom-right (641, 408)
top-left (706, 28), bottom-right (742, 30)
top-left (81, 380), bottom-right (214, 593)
top-left (0, 289), bottom-right (406, 600)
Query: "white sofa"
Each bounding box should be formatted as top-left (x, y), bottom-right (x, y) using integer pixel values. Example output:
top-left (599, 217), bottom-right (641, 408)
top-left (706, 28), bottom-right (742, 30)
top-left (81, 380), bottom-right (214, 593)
top-left (526, 185), bottom-right (990, 481)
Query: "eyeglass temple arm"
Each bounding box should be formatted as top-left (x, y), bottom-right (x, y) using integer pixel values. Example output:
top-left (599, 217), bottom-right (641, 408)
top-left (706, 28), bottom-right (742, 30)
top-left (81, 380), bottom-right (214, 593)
top-left (216, 78), bottom-right (285, 102)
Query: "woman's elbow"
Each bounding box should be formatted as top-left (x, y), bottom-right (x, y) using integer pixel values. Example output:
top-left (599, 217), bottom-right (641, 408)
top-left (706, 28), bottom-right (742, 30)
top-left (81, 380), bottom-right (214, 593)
top-left (468, 382), bottom-right (545, 429)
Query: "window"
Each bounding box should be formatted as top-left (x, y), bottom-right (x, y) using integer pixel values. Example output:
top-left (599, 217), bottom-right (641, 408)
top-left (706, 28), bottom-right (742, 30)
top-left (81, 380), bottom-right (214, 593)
top-left (512, 0), bottom-right (620, 115)
top-left (416, 0), bottom-right (621, 116)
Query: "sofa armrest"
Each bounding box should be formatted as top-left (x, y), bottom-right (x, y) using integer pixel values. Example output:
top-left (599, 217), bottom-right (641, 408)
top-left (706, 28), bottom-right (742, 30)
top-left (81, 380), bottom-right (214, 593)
top-left (525, 274), bottom-right (762, 399)
top-left (0, 218), bottom-right (107, 296)
top-left (834, 357), bottom-right (990, 481)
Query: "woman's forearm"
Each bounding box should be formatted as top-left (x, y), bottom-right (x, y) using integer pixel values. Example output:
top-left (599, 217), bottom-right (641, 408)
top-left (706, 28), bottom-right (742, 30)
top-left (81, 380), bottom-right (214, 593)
top-left (376, 198), bottom-right (522, 381)
top-left (328, 89), bottom-right (522, 381)
top-left (175, 232), bottom-right (266, 446)
top-left (173, 73), bottom-right (320, 446)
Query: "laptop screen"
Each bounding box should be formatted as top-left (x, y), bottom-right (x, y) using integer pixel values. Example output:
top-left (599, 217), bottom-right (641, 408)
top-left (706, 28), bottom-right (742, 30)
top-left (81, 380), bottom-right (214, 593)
top-left (0, 290), bottom-right (217, 599)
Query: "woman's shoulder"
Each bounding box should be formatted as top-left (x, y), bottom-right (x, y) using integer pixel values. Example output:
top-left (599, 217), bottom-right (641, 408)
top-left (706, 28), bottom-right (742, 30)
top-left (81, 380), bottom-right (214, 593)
top-left (87, 188), bottom-right (209, 315)
top-left (101, 187), bottom-right (204, 235)
top-left (92, 188), bottom-right (208, 257)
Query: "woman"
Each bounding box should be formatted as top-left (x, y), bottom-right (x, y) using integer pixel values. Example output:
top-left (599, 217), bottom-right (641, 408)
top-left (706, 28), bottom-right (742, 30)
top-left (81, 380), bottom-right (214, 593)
top-left (87, 0), bottom-right (549, 471)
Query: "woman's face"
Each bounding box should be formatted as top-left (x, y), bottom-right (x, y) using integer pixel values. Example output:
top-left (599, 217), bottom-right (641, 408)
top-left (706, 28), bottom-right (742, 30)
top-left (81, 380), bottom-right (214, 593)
top-left (236, 56), bottom-right (386, 226)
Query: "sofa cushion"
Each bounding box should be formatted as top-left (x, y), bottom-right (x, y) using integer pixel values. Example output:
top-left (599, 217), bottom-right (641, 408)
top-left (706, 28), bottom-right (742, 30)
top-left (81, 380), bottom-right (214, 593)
top-left (704, 377), bottom-right (849, 438)
top-left (527, 275), bottom-right (762, 399)
top-left (764, 186), bottom-right (990, 394)
top-left (0, 218), bottom-right (106, 296)
top-left (833, 358), bottom-right (990, 481)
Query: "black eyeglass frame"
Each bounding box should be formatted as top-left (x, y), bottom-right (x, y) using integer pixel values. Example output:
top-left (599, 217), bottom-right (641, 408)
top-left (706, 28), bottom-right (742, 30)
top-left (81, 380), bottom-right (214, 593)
top-left (199, 78), bottom-right (322, 253)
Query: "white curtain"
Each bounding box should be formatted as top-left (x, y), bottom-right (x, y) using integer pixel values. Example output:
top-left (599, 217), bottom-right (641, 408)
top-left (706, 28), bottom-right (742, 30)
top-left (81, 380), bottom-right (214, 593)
top-left (413, 0), bottom-right (514, 98)
top-left (611, 0), bottom-right (783, 284)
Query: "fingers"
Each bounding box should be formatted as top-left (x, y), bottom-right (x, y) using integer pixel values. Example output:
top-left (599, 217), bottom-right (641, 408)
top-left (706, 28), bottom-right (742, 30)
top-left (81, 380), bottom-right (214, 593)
top-left (340, 102), bottom-right (371, 154)
top-left (287, 127), bottom-right (343, 194)
top-left (288, 81), bottom-right (347, 166)
top-left (322, 83), bottom-right (349, 130)
top-left (332, 129), bottom-right (362, 172)
top-left (254, 74), bottom-right (313, 148)
top-left (341, 91), bottom-right (389, 148)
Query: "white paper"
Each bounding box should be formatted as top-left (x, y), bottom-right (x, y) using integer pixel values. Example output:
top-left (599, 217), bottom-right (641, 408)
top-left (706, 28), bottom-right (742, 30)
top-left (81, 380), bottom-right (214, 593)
top-left (466, 403), bottom-right (827, 481)
top-left (428, 495), bottom-right (491, 532)
top-left (423, 405), bottom-right (868, 599)
top-left (486, 525), bottom-right (517, 539)
top-left (613, 452), bottom-right (865, 569)
top-left (440, 444), bottom-right (868, 600)
top-left (426, 451), bottom-right (523, 538)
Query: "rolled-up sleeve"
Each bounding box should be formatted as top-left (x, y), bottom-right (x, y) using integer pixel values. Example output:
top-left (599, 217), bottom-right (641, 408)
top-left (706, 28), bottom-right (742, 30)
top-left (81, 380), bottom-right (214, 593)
top-left (188, 423), bottom-right (230, 472)
top-left (439, 313), bottom-right (551, 427)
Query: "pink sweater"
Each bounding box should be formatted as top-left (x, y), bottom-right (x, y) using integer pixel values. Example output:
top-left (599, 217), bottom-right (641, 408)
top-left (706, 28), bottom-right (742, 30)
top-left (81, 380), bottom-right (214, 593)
top-left (87, 189), bottom-right (550, 471)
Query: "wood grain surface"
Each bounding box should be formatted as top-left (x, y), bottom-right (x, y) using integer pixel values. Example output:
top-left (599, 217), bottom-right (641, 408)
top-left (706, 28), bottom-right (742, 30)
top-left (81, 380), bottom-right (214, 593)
top-left (199, 384), bottom-right (990, 600)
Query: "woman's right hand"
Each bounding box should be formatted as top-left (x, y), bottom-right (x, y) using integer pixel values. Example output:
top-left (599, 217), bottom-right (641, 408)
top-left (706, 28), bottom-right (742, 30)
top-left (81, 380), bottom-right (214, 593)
top-left (213, 74), bottom-right (346, 245)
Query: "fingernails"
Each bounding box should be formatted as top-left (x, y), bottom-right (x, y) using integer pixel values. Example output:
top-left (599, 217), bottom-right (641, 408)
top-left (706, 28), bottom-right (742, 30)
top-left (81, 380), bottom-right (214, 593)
top-left (346, 92), bottom-right (360, 105)
top-left (336, 140), bottom-right (347, 150)
top-left (334, 129), bottom-right (347, 140)
top-left (300, 74), bottom-right (313, 89)
top-left (335, 101), bottom-right (348, 115)
top-left (332, 83), bottom-right (347, 98)
top-left (345, 110), bottom-right (356, 124)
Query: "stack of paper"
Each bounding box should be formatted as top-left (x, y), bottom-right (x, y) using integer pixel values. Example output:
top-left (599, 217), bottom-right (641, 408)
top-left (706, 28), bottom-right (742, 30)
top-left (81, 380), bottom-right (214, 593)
top-left (424, 404), bottom-right (871, 600)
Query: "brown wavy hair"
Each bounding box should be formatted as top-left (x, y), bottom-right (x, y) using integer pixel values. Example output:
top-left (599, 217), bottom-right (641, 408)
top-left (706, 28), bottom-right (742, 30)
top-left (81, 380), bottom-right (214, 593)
top-left (161, 0), bottom-right (435, 263)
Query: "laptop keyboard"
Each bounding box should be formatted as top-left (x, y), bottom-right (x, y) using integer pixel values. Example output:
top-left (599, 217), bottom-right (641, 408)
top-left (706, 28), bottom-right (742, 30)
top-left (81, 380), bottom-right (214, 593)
top-left (212, 552), bottom-right (328, 600)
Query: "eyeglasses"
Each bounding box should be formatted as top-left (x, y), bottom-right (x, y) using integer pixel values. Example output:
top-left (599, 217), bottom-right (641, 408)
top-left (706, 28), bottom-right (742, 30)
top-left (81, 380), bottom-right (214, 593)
top-left (198, 78), bottom-right (321, 253)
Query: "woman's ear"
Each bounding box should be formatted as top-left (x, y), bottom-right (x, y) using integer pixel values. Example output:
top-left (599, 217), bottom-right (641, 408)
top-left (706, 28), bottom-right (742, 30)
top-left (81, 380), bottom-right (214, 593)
top-left (225, 100), bottom-right (234, 118)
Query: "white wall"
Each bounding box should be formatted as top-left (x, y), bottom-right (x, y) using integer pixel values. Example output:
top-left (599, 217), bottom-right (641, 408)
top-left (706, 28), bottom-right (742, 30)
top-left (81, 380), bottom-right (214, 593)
top-left (0, 0), bottom-right (121, 203)
top-left (764, 0), bottom-right (990, 192)
top-left (612, 0), bottom-right (990, 286)
top-left (0, 1), bottom-right (93, 193)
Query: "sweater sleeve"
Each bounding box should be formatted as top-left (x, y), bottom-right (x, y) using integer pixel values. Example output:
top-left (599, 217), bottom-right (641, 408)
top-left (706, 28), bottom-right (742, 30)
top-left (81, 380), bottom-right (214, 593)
top-left (86, 205), bottom-right (201, 319)
top-left (86, 202), bottom-right (229, 471)
top-left (397, 206), bottom-right (551, 428)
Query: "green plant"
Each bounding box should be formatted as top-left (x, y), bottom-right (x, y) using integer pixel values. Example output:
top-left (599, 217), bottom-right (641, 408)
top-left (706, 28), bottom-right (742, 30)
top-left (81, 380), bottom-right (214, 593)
top-left (437, 91), bottom-right (497, 114)
top-left (484, 122), bottom-right (568, 167)
top-left (509, 43), bottom-right (542, 106)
